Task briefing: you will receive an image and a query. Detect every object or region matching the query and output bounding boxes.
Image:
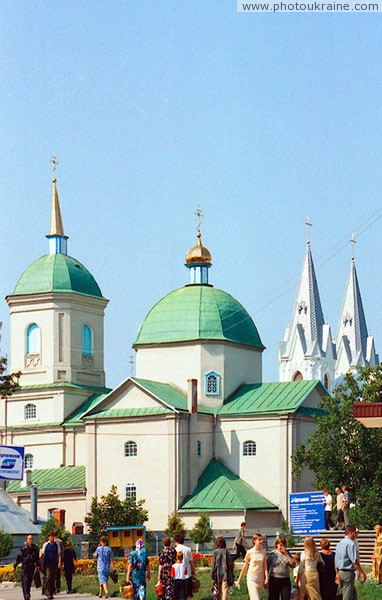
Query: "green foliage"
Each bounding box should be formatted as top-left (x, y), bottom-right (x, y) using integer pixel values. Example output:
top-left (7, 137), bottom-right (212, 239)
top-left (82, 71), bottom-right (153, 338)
top-left (189, 513), bottom-right (213, 548)
top-left (85, 485), bottom-right (148, 542)
top-left (165, 512), bottom-right (186, 539)
top-left (0, 529), bottom-right (13, 558)
top-left (38, 516), bottom-right (71, 548)
top-left (0, 357), bottom-right (20, 398)
top-left (292, 365), bottom-right (382, 528)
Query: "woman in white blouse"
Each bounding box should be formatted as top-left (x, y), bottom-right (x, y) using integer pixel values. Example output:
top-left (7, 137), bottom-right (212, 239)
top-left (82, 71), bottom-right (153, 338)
top-left (295, 536), bottom-right (323, 600)
top-left (235, 534), bottom-right (267, 600)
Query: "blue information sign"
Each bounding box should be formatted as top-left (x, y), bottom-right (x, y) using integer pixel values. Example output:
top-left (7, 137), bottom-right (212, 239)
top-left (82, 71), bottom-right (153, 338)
top-left (289, 491), bottom-right (324, 535)
top-left (0, 445), bottom-right (25, 480)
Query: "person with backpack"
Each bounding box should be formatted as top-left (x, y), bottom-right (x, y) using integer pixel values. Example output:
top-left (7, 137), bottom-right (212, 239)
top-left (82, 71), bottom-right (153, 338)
top-left (40, 531), bottom-right (61, 600)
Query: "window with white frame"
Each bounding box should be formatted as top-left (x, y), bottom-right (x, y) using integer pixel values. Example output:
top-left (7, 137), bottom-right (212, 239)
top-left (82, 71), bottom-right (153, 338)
top-left (82, 325), bottom-right (93, 356)
top-left (26, 323), bottom-right (40, 355)
top-left (205, 371), bottom-right (220, 396)
top-left (24, 404), bottom-right (37, 420)
top-left (126, 484), bottom-right (137, 501)
top-left (25, 454), bottom-right (34, 469)
top-left (124, 441), bottom-right (137, 457)
top-left (243, 440), bottom-right (256, 456)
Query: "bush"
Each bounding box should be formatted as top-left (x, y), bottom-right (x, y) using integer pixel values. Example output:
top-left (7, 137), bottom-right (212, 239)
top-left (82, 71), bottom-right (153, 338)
top-left (0, 529), bottom-right (13, 559)
top-left (165, 512), bottom-right (186, 539)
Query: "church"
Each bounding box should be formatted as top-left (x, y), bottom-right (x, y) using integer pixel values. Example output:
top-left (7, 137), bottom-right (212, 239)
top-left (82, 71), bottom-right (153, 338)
top-left (1, 175), bottom-right (376, 534)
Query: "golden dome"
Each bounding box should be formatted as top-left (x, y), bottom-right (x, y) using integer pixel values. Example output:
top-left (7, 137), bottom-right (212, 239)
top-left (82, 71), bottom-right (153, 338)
top-left (185, 232), bottom-right (212, 265)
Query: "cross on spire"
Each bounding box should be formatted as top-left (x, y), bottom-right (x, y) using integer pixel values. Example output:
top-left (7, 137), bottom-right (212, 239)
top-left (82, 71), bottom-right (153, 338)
top-left (351, 232), bottom-right (357, 260)
top-left (305, 216), bottom-right (312, 243)
top-left (51, 153), bottom-right (58, 175)
top-left (195, 206), bottom-right (204, 235)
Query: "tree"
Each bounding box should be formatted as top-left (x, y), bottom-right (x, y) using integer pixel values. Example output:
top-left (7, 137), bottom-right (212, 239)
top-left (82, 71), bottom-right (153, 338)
top-left (0, 529), bottom-right (13, 558)
top-left (165, 512), bottom-right (186, 539)
top-left (189, 513), bottom-right (213, 550)
top-left (38, 516), bottom-right (71, 548)
top-left (292, 365), bottom-right (382, 529)
top-left (85, 485), bottom-right (148, 542)
top-left (0, 357), bottom-right (20, 398)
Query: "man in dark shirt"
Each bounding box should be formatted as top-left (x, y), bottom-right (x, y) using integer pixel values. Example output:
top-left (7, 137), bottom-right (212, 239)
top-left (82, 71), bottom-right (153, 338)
top-left (14, 534), bottom-right (40, 600)
top-left (40, 531), bottom-right (61, 600)
top-left (232, 522), bottom-right (248, 561)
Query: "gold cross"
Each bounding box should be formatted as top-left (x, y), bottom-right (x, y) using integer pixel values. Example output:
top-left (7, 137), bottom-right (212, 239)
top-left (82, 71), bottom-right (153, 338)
top-left (351, 233), bottom-right (357, 259)
top-left (305, 216), bottom-right (312, 243)
top-left (51, 153), bottom-right (58, 174)
top-left (195, 206), bottom-right (204, 234)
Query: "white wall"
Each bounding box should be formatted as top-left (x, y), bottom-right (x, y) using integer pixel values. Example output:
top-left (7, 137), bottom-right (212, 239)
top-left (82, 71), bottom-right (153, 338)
top-left (136, 341), bottom-right (262, 406)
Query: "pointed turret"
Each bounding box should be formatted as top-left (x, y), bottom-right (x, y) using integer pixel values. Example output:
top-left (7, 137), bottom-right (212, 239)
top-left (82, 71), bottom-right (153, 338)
top-left (335, 257), bottom-right (378, 379)
top-left (46, 177), bottom-right (68, 255)
top-left (279, 241), bottom-right (336, 391)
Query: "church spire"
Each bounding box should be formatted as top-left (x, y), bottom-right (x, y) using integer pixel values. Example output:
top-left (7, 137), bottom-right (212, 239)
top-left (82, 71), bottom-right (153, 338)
top-left (335, 238), bottom-right (378, 377)
top-left (279, 224), bottom-right (335, 391)
top-left (291, 240), bottom-right (325, 349)
top-left (46, 155), bottom-right (68, 255)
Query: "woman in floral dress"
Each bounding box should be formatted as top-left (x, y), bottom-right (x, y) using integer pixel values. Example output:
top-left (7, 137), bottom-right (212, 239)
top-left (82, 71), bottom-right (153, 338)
top-left (94, 536), bottom-right (114, 598)
top-left (127, 539), bottom-right (151, 600)
top-left (158, 537), bottom-right (177, 600)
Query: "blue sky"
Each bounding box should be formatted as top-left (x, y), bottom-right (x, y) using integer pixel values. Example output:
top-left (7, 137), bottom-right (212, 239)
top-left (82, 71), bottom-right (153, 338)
top-left (1, 1), bottom-right (382, 387)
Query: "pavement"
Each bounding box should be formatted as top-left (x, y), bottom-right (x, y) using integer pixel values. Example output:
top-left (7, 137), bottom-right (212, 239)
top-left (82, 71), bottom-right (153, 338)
top-left (0, 584), bottom-right (97, 600)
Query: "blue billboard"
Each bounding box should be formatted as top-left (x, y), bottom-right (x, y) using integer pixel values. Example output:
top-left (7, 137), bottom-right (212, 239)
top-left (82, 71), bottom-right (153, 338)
top-left (289, 491), bottom-right (325, 535)
top-left (0, 446), bottom-right (25, 480)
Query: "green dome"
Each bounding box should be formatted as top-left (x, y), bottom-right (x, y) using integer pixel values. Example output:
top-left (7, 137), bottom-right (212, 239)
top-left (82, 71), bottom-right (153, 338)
top-left (134, 285), bottom-right (264, 349)
top-left (12, 254), bottom-right (103, 298)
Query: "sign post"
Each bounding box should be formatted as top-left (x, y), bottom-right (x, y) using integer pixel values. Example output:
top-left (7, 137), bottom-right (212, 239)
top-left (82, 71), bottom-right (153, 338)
top-left (289, 491), bottom-right (324, 535)
top-left (0, 445), bottom-right (25, 481)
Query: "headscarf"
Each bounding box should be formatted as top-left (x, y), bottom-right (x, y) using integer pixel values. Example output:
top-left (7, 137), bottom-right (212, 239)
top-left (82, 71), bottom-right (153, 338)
top-left (135, 539), bottom-right (144, 552)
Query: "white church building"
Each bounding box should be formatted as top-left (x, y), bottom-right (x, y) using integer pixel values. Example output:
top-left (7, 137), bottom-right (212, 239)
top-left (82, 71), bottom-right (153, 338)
top-left (2, 176), bottom-right (374, 534)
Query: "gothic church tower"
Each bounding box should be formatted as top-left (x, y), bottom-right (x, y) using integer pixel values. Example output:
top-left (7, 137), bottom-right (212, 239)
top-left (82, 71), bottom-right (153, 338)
top-left (279, 241), bottom-right (336, 391)
top-left (335, 256), bottom-right (378, 379)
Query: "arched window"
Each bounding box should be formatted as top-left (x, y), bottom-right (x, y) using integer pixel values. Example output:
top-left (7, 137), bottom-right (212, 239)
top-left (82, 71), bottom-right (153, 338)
top-left (25, 404), bottom-right (37, 420)
top-left (125, 484), bottom-right (137, 501)
top-left (82, 325), bottom-right (93, 356)
top-left (243, 440), bottom-right (256, 456)
top-left (293, 371), bottom-right (303, 382)
top-left (25, 454), bottom-right (34, 469)
top-left (197, 441), bottom-right (202, 457)
top-left (205, 371), bottom-right (220, 395)
top-left (26, 324), bottom-right (40, 355)
top-left (124, 441), bottom-right (137, 457)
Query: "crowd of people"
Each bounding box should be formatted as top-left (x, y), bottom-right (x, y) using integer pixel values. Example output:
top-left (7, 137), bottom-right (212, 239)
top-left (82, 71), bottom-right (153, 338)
top-left (12, 517), bottom-right (382, 600)
top-left (13, 530), bottom-right (77, 600)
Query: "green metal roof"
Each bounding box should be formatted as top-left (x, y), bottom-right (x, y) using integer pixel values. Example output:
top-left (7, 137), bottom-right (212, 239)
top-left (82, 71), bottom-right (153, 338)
top-left (87, 406), bottom-right (172, 419)
top-left (132, 378), bottom-right (215, 414)
top-left (180, 460), bottom-right (278, 512)
top-left (134, 285), bottom-right (264, 349)
top-left (218, 380), bottom-right (326, 416)
top-left (1, 422), bottom-right (61, 431)
top-left (19, 383), bottom-right (111, 392)
top-left (12, 254), bottom-right (104, 298)
top-left (7, 465), bottom-right (86, 493)
top-left (63, 393), bottom-right (110, 426)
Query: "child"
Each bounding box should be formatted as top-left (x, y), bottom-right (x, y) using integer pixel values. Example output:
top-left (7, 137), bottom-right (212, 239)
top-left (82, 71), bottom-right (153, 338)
top-left (291, 552), bottom-right (301, 599)
top-left (170, 551), bottom-right (188, 600)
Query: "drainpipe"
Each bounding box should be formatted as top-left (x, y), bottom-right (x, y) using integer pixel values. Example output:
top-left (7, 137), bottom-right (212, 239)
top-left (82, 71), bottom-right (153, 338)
top-left (31, 484), bottom-right (38, 524)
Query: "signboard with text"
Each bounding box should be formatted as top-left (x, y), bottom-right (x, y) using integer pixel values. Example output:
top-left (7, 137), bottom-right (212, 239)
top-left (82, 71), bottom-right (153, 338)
top-left (0, 445), bottom-right (25, 480)
top-left (289, 490), bottom-right (324, 535)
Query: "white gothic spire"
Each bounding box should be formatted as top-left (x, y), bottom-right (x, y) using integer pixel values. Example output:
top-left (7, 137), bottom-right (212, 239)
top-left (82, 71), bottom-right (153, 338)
top-left (335, 258), bottom-right (378, 378)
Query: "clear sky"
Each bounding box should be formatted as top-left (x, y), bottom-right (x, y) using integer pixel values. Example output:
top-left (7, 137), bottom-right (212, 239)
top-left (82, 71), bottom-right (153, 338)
top-left (1, 1), bottom-right (382, 388)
